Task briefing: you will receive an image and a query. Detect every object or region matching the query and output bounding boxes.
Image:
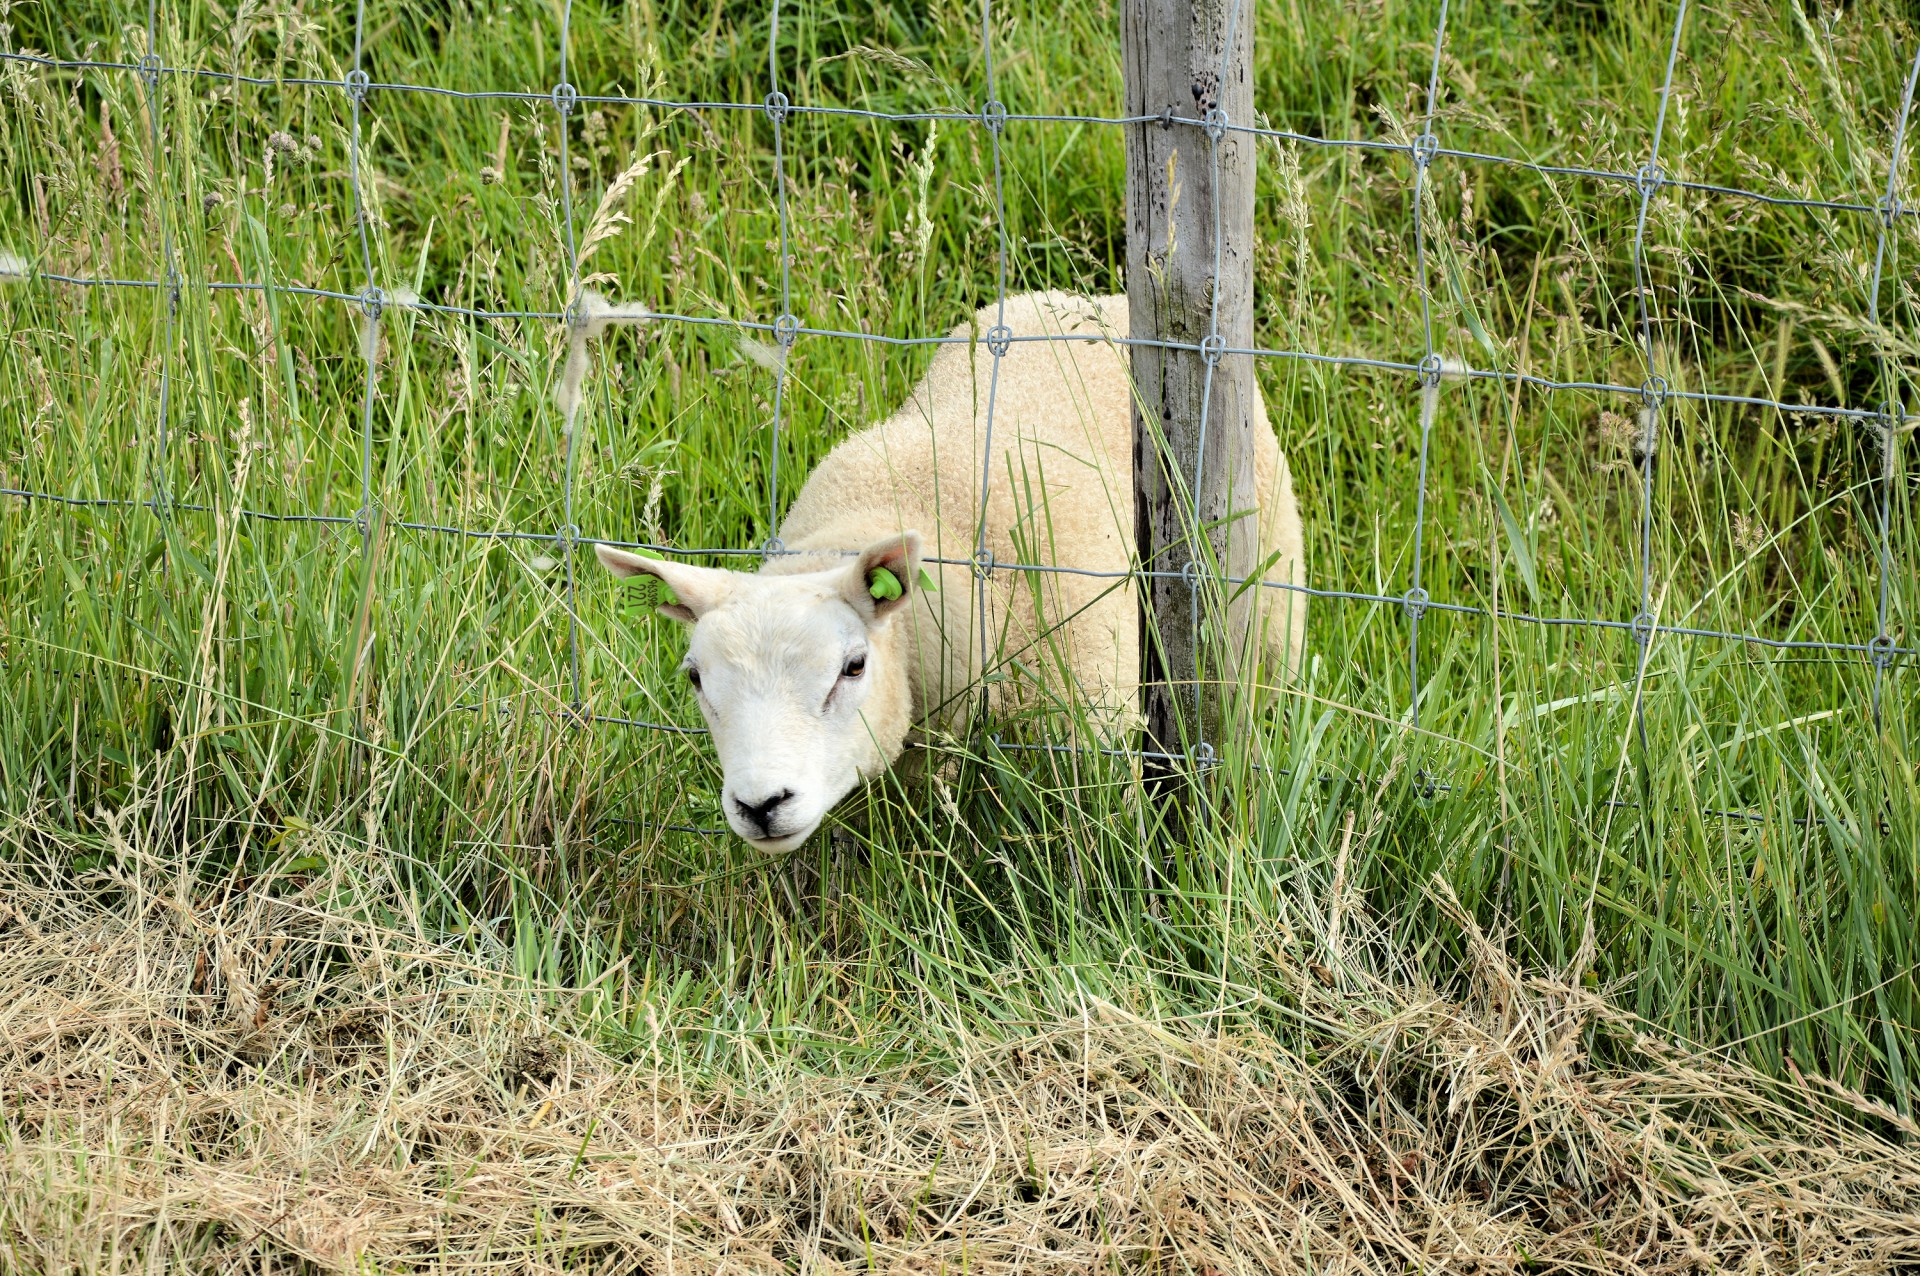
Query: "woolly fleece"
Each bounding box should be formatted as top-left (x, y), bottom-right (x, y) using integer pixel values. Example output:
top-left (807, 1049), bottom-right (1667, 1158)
top-left (766, 290), bottom-right (1306, 742)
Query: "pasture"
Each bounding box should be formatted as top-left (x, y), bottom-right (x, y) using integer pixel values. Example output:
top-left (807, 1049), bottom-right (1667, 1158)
top-left (3, 0), bottom-right (1920, 1267)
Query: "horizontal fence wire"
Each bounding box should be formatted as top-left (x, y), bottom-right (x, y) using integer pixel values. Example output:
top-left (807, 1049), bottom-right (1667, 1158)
top-left (1, 10), bottom-right (1913, 805)
top-left (4, 49), bottom-right (1920, 220)
top-left (9, 271), bottom-right (1912, 427)
top-left (7, 483), bottom-right (1911, 662)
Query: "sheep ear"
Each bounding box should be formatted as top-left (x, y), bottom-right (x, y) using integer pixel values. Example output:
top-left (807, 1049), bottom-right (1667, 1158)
top-left (843, 531), bottom-right (923, 624)
top-left (594, 544), bottom-right (728, 624)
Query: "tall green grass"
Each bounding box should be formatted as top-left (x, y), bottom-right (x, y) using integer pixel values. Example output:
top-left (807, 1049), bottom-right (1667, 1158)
top-left (2, 0), bottom-right (1916, 1106)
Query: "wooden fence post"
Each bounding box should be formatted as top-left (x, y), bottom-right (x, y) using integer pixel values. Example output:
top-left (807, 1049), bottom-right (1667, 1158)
top-left (1124, 0), bottom-right (1258, 770)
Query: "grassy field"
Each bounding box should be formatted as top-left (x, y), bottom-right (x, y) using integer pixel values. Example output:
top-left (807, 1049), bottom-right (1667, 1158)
top-left (4, 0), bottom-right (1920, 1267)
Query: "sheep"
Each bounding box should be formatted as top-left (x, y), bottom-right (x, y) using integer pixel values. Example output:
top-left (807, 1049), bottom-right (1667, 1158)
top-left (597, 291), bottom-right (1305, 851)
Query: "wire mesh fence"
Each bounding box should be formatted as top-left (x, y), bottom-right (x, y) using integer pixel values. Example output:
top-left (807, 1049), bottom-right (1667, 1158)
top-left (2, 0), bottom-right (1916, 803)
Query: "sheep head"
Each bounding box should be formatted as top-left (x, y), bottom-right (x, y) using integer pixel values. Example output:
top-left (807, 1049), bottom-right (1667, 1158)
top-left (595, 533), bottom-right (923, 852)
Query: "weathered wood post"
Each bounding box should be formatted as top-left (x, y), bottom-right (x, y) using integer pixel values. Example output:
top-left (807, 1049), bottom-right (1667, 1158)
top-left (1124, 0), bottom-right (1258, 770)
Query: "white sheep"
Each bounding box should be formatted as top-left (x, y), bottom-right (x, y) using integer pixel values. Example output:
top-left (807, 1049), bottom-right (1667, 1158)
top-left (598, 291), bottom-right (1305, 850)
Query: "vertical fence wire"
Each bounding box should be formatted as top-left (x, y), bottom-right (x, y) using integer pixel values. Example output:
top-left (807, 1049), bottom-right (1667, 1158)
top-left (344, 0), bottom-right (382, 742)
top-left (1866, 42), bottom-right (1920, 729)
top-left (973, 0), bottom-right (1013, 724)
top-left (1625, 0), bottom-right (1690, 776)
top-left (1403, 0), bottom-right (1451, 784)
top-left (763, 0), bottom-right (799, 556)
top-left (553, 0), bottom-right (584, 717)
top-left (138, 0), bottom-right (177, 544)
top-left (1182, 0), bottom-right (1249, 767)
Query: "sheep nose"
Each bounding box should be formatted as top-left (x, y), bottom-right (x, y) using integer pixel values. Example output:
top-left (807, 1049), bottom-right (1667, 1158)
top-left (730, 788), bottom-right (795, 836)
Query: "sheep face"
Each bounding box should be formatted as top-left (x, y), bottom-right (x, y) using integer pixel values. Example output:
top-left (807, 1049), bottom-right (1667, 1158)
top-left (596, 534), bottom-right (922, 852)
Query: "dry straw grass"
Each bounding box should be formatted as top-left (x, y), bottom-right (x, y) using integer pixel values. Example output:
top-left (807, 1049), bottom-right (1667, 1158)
top-left (4, 807), bottom-right (1920, 1274)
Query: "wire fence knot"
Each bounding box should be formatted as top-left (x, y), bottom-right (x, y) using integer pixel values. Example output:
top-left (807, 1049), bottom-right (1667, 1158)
top-left (984, 324), bottom-right (1013, 358)
top-left (360, 286), bottom-right (385, 323)
top-left (1402, 587), bottom-right (1430, 622)
top-left (164, 266), bottom-right (181, 317)
top-left (1199, 333), bottom-right (1226, 366)
top-left (772, 312), bottom-right (800, 348)
top-left (354, 502), bottom-right (377, 539)
top-left (1411, 132), bottom-right (1439, 169)
top-left (136, 53), bottom-right (163, 90)
top-left (1631, 611), bottom-right (1657, 647)
top-left (1868, 634), bottom-right (1896, 670)
top-left (550, 82), bottom-right (577, 116)
top-left (343, 68), bottom-right (371, 105)
top-left (1416, 352), bottom-right (1445, 389)
top-left (972, 547), bottom-right (996, 580)
top-left (1191, 740), bottom-right (1217, 772)
top-left (554, 523), bottom-right (580, 551)
top-left (1203, 108), bottom-right (1229, 142)
top-left (760, 536), bottom-right (786, 558)
top-left (1636, 162), bottom-right (1666, 199)
top-left (1640, 374), bottom-right (1668, 411)
top-left (980, 98), bottom-right (1008, 134)
top-left (1878, 193), bottom-right (1904, 229)
top-left (762, 90), bottom-right (789, 125)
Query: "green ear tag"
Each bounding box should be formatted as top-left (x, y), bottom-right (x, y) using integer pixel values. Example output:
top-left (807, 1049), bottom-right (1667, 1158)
top-left (624, 572), bottom-right (679, 617)
top-left (916, 567), bottom-right (939, 593)
top-left (868, 566), bottom-right (904, 601)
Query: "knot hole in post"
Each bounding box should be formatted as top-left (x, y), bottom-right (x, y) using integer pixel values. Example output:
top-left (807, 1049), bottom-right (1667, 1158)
top-left (762, 91), bottom-right (789, 125)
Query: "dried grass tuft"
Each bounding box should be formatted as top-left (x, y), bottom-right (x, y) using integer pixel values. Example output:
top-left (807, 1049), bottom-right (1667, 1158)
top-left (4, 824), bottom-right (1918, 1274)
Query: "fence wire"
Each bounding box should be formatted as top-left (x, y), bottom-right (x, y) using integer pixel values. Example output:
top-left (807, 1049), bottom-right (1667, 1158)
top-left (1, 1), bottom-right (1915, 797)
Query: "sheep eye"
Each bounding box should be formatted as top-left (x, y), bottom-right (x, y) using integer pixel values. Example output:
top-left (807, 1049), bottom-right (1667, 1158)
top-left (685, 666), bottom-right (702, 692)
top-left (841, 655), bottom-right (866, 680)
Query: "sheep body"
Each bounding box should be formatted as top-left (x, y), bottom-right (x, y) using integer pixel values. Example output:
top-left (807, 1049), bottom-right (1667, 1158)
top-left (766, 290), bottom-right (1306, 740)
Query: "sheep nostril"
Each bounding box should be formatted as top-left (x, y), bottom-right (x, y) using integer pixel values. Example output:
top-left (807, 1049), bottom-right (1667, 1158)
top-left (731, 789), bottom-right (795, 835)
